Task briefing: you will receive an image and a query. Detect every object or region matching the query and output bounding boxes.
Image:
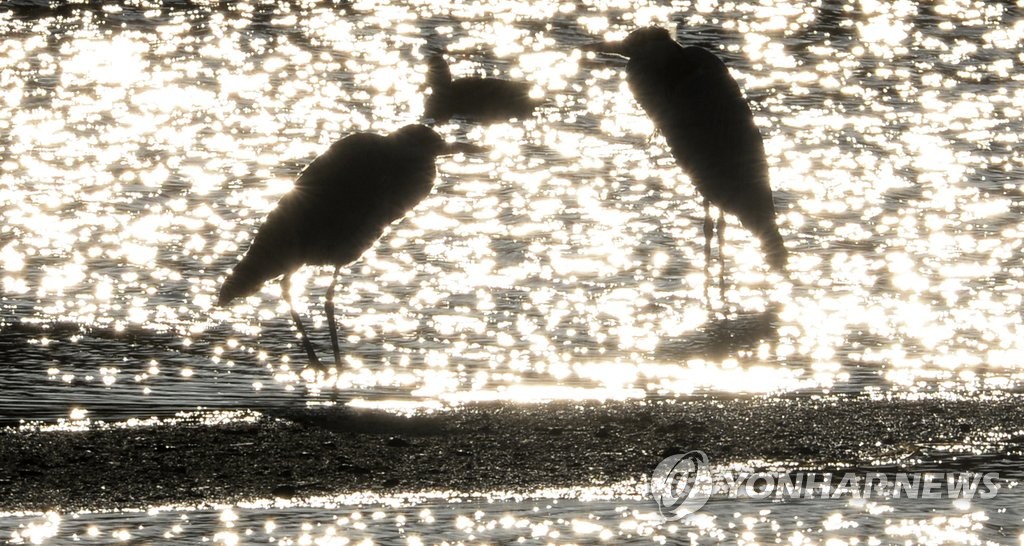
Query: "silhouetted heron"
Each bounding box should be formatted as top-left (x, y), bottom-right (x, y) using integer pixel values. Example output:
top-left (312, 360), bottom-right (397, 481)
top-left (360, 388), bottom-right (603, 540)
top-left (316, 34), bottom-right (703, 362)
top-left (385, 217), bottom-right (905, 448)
top-left (423, 53), bottom-right (543, 123)
top-left (586, 27), bottom-right (787, 284)
top-left (218, 124), bottom-right (485, 369)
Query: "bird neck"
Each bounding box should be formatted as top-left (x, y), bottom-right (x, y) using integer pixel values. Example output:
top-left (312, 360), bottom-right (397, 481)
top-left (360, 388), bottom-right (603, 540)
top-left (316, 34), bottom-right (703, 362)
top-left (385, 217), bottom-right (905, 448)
top-left (427, 61), bottom-right (453, 90)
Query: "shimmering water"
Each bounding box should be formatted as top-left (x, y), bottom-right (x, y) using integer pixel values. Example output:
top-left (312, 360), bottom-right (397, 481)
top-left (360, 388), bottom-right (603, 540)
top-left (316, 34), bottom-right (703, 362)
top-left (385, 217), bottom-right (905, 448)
top-left (3, 0), bottom-right (1024, 419)
top-left (5, 486), bottom-right (1024, 544)
top-left (2, 0), bottom-right (1023, 543)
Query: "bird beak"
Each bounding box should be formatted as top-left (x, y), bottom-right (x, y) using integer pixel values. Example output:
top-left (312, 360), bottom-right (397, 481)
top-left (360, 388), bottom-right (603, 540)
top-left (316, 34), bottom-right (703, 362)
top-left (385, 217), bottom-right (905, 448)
top-left (581, 39), bottom-right (627, 56)
top-left (442, 142), bottom-right (488, 155)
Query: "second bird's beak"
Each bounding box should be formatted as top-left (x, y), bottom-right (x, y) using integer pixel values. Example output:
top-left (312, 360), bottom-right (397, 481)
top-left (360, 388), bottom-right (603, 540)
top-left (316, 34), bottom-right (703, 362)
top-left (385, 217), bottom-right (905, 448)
top-left (443, 142), bottom-right (488, 155)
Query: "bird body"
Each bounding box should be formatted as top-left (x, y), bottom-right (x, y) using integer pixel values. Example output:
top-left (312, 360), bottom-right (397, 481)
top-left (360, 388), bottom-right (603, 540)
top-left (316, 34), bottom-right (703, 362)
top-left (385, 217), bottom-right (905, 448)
top-left (589, 28), bottom-right (787, 271)
top-left (424, 54), bottom-right (542, 123)
top-left (219, 125), bottom-right (484, 367)
top-left (219, 132), bottom-right (435, 305)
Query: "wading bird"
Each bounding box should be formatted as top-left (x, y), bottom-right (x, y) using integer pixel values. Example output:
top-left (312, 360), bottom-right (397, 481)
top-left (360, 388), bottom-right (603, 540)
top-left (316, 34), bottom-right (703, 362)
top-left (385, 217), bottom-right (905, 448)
top-left (218, 124), bottom-right (485, 369)
top-left (423, 53), bottom-right (543, 123)
top-left (586, 27), bottom-right (787, 286)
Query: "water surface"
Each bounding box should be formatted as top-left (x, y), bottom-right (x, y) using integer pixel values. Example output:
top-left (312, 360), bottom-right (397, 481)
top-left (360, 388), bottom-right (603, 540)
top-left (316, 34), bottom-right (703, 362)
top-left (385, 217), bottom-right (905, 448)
top-left (1, 0), bottom-right (1023, 543)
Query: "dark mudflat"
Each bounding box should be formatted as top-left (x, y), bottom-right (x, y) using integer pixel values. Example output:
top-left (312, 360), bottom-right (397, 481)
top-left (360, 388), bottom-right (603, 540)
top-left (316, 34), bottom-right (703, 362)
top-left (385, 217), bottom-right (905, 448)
top-left (2, 395), bottom-right (1023, 512)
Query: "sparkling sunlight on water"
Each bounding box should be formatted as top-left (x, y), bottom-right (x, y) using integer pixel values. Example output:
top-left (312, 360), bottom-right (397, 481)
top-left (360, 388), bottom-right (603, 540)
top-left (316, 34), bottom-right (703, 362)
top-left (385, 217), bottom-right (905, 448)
top-left (3, 1), bottom-right (1021, 417)
top-left (2, 0), bottom-right (1024, 543)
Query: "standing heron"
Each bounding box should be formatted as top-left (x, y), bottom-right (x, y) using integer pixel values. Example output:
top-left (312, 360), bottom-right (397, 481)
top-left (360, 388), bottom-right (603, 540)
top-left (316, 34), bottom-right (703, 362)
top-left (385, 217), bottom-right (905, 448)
top-left (424, 53), bottom-right (543, 123)
top-left (218, 124), bottom-right (485, 370)
top-left (586, 27), bottom-right (787, 286)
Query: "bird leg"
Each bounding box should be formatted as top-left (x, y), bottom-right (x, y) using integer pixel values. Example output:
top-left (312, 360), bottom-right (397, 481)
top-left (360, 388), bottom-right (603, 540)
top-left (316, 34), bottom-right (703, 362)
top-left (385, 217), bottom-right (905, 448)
top-left (281, 273), bottom-right (323, 369)
top-left (703, 199), bottom-right (714, 303)
top-left (717, 208), bottom-right (727, 295)
top-left (325, 265), bottom-right (343, 367)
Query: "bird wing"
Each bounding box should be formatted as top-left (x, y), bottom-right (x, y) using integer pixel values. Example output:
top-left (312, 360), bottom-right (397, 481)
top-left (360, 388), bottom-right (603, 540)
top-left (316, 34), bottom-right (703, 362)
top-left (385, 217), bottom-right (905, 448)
top-left (658, 47), bottom-right (785, 266)
top-left (219, 134), bottom-right (401, 303)
top-left (295, 132), bottom-right (389, 189)
top-left (650, 47), bottom-right (771, 208)
top-left (282, 135), bottom-right (440, 267)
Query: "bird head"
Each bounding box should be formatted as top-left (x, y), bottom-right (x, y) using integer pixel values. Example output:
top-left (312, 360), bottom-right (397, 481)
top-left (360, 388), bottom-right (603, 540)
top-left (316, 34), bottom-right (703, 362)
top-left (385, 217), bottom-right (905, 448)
top-left (390, 124), bottom-right (487, 156)
top-left (583, 26), bottom-right (675, 58)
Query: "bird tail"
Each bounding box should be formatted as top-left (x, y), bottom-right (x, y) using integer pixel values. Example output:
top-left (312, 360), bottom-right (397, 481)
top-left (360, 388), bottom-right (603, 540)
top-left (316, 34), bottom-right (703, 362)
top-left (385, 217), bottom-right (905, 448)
top-left (760, 227), bottom-right (788, 272)
top-left (217, 244), bottom-right (292, 306)
top-left (732, 202), bottom-right (788, 273)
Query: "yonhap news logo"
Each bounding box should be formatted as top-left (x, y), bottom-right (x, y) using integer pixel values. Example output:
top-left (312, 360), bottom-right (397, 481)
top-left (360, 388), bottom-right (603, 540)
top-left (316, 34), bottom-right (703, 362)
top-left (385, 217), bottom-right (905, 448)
top-left (649, 451), bottom-right (714, 521)
top-left (649, 451), bottom-right (1000, 522)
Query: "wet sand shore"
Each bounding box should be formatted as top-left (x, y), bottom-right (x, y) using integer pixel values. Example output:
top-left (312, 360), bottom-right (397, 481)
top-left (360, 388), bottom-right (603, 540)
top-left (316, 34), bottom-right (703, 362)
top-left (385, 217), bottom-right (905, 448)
top-left (2, 395), bottom-right (1023, 512)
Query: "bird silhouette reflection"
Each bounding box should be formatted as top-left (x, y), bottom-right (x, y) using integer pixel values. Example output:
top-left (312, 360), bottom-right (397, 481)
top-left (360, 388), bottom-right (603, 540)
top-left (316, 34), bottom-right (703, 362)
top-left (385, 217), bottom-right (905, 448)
top-left (423, 53), bottom-right (543, 123)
